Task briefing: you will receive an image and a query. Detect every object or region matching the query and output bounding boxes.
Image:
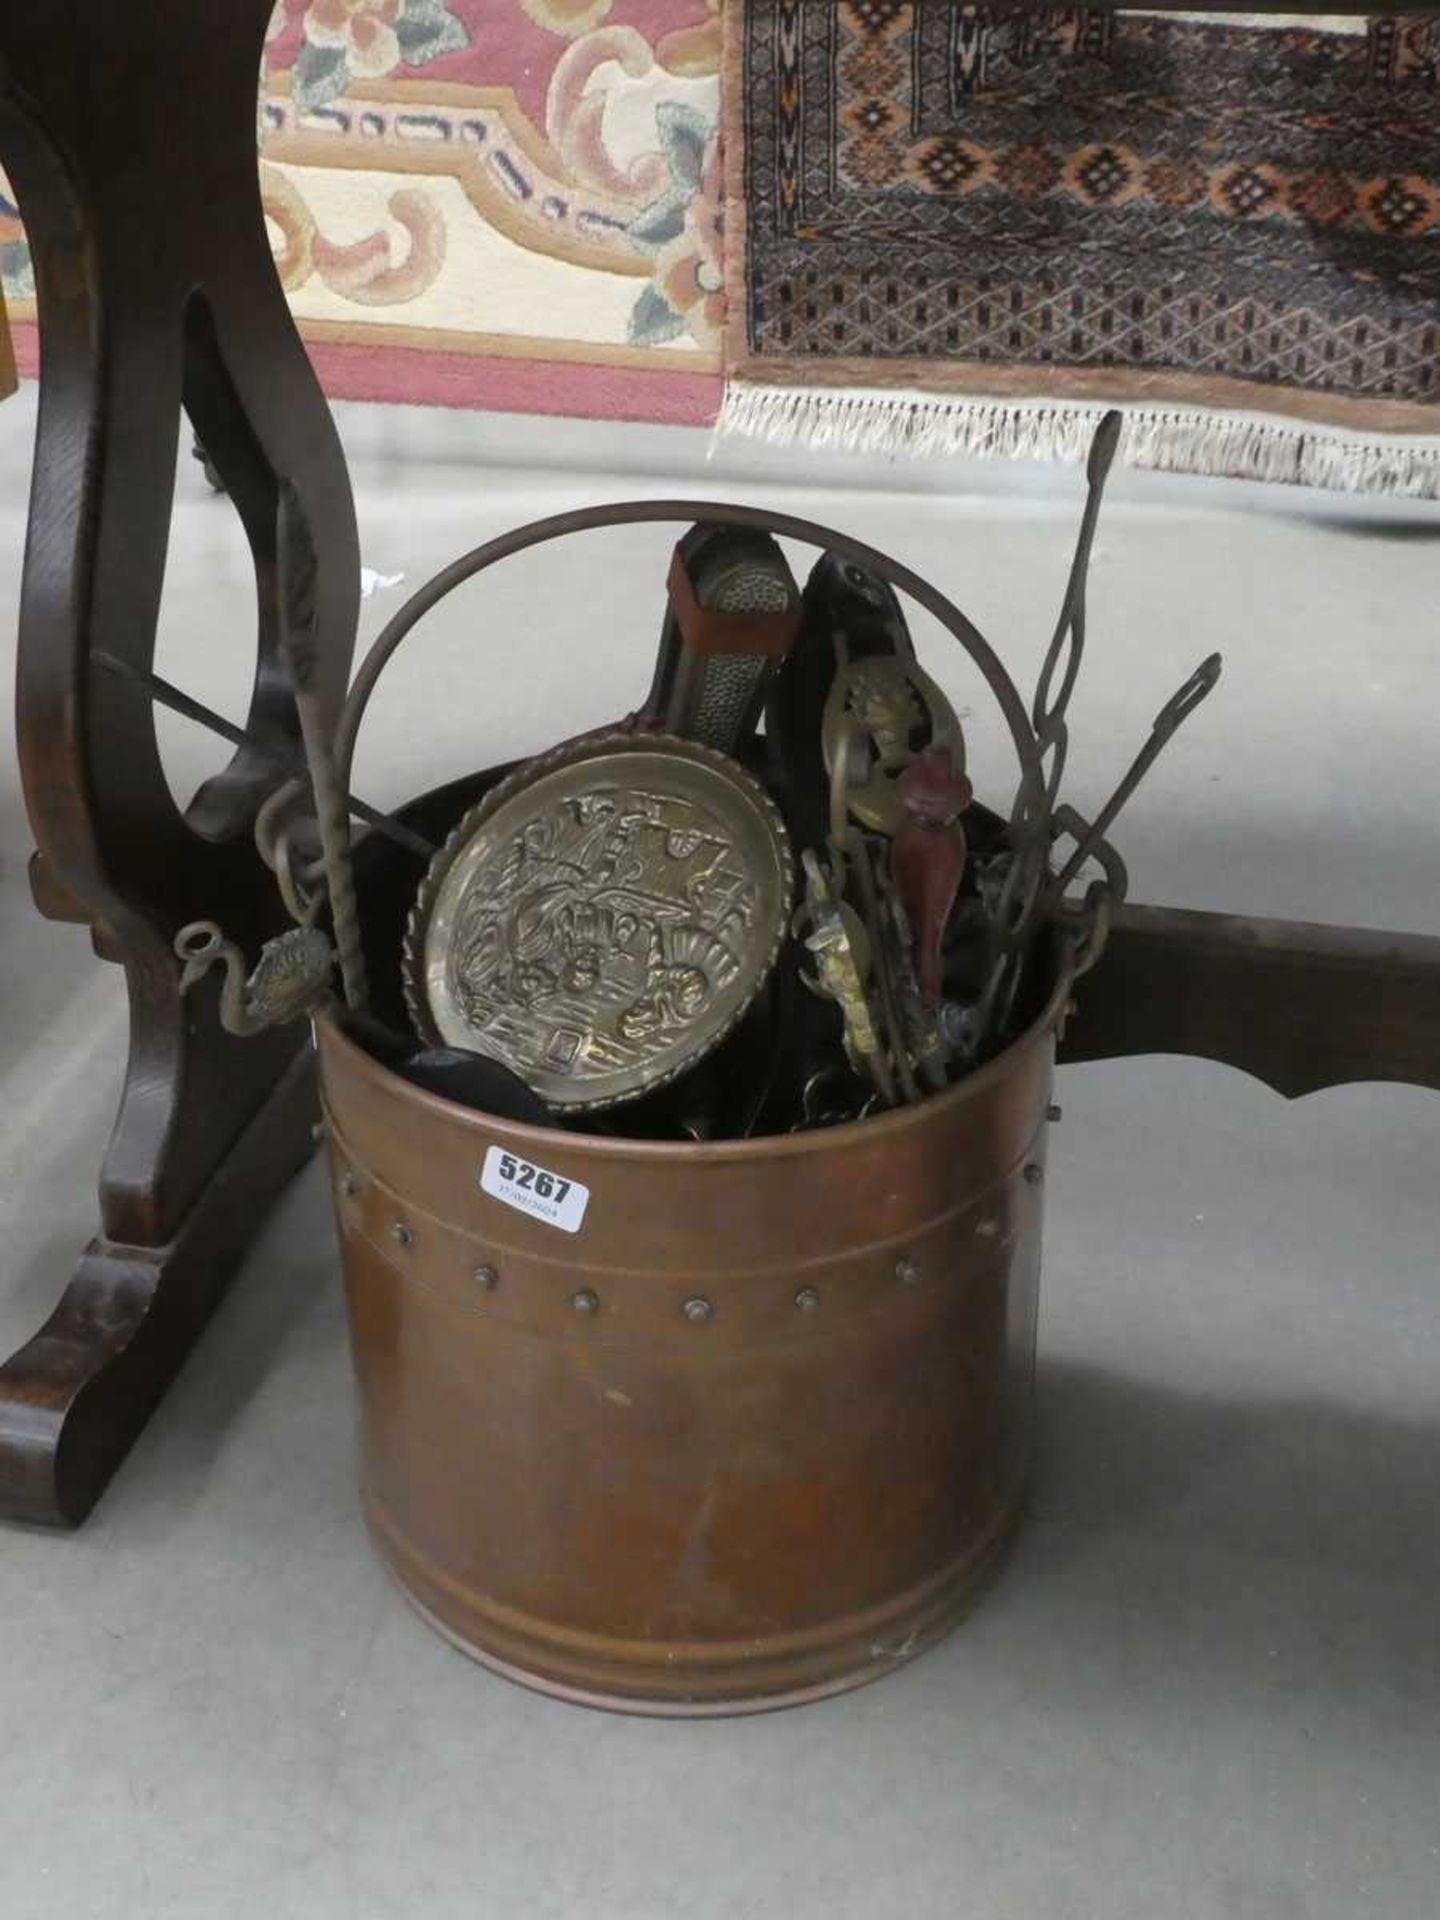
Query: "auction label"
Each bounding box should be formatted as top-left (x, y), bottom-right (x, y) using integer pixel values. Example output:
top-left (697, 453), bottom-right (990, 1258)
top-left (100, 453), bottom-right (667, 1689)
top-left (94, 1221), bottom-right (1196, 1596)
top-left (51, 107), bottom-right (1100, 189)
top-left (480, 1144), bottom-right (590, 1234)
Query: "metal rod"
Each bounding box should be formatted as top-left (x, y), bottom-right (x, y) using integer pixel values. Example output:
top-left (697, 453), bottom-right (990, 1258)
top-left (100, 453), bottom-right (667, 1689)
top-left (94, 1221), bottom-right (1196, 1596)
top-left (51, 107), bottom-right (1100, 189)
top-left (1050, 652), bottom-right (1223, 896)
top-left (1031, 408), bottom-right (1120, 737)
top-left (93, 650), bottom-right (435, 861)
top-left (276, 481), bottom-right (369, 1015)
top-left (850, 833), bottom-right (922, 1107)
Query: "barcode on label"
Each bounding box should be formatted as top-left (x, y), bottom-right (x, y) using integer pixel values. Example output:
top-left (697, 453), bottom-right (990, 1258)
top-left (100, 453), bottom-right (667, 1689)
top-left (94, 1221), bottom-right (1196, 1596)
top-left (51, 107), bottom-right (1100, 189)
top-left (480, 1144), bottom-right (590, 1234)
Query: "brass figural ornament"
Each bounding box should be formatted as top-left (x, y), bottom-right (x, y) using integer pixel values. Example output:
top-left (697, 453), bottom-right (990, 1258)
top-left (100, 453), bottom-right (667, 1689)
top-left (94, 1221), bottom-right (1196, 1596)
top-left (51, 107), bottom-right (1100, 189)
top-left (403, 733), bottom-right (793, 1111)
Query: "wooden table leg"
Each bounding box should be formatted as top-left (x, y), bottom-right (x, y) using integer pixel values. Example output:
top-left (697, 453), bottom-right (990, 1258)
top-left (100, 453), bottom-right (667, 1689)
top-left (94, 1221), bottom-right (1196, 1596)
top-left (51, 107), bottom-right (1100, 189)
top-left (1060, 904), bottom-right (1440, 1099)
top-left (0, 0), bottom-right (359, 1525)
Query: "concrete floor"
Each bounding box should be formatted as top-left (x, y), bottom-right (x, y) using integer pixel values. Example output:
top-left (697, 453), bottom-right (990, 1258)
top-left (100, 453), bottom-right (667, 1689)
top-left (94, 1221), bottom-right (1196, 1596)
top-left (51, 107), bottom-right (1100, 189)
top-left (0, 389), bottom-right (1436, 1919)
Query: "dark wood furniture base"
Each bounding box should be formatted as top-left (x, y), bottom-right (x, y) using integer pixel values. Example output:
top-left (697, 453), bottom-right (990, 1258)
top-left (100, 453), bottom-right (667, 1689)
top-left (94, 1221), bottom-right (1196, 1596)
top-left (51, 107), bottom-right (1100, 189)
top-left (1061, 906), bottom-right (1440, 1100)
top-left (0, 1), bottom-right (357, 1524)
top-left (0, 1049), bottom-right (318, 1528)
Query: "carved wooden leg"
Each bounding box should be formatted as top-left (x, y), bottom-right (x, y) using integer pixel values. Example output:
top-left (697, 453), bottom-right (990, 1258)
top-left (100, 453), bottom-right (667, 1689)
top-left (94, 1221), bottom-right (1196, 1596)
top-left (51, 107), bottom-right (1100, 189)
top-left (0, 0), bottom-right (359, 1525)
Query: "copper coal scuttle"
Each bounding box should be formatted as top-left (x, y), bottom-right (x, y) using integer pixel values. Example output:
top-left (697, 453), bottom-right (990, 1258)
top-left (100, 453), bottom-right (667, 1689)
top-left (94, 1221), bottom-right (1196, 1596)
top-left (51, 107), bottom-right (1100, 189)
top-left (172, 416), bottom-right (1221, 1713)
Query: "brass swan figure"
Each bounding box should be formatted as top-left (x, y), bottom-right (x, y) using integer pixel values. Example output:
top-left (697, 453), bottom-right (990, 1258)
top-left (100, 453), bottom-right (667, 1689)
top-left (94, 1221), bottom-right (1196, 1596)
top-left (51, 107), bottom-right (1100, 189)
top-left (174, 920), bottom-right (333, 1036)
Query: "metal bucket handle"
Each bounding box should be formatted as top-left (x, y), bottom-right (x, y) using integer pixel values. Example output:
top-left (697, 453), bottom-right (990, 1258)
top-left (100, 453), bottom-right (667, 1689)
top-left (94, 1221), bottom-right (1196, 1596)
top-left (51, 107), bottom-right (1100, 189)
top-left (330, 500), bottom-right (1046, 808)
top-left (247, 498), bottom-right (1128, 1036)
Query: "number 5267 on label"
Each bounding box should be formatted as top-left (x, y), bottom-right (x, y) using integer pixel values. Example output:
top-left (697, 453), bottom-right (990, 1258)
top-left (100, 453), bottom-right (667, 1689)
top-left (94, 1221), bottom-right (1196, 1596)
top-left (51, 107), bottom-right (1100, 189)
top-left (480, 1144), bottom-right (590, 1234)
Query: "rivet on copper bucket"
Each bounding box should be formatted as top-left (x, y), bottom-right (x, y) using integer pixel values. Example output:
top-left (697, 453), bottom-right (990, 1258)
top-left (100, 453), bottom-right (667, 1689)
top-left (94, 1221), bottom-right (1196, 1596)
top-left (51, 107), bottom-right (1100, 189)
top-left (571, 1288), bottom-right (600, 1317)
top-left (794, 1286), bottom-right (821, 1313)
top-left (391, 1220), bottom-right (414, 1248)
top-left (682, 1296), bottom-right (715, 1325)
top-left (1024, 1164), bottom-right (1044, 1187)
top-left (473, 1265), bottom-right (499, 1293)
top-left (896, 1257), bottom-right (921, 1286)
top-left (339, 1171), bottom-right (358, 1199)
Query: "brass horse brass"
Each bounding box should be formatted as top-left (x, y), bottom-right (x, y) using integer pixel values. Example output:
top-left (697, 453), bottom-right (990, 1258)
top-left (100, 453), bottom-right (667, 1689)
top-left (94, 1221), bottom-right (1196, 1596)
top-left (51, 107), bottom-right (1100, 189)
top-left (404, 733), bottom-right (793, 1111)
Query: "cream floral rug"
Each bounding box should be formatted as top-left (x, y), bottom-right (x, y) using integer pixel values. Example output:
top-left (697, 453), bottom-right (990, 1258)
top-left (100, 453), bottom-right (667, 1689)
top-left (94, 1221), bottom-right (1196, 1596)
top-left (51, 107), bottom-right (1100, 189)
top-left (1, 0), bottom-right (726, 425)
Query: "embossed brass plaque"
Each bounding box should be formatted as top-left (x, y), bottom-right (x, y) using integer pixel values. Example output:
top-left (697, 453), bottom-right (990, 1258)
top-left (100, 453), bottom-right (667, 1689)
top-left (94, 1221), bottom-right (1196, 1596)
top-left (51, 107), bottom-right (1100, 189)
top-left (403, 734), bottom-right (793, 1111)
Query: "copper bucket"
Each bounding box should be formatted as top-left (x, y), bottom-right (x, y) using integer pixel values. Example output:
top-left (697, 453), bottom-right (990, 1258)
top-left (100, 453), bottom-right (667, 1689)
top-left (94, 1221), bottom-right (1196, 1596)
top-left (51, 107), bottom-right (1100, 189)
top-left (318, 937), bottom-right (1067, 1715)
top-left (312, 501), bottom-right (1091, 1713)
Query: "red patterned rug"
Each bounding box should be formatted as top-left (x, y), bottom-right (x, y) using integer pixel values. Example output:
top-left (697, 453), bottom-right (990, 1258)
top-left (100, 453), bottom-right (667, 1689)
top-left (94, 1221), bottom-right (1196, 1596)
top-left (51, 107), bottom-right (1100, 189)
top-left (721, 5), bottom-right (1440, 495)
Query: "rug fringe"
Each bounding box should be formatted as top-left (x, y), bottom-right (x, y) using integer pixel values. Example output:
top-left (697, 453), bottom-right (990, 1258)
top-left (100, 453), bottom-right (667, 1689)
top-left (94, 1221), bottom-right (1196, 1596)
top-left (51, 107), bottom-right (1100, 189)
top-left (715, 383), bottom-right (1440, 500)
